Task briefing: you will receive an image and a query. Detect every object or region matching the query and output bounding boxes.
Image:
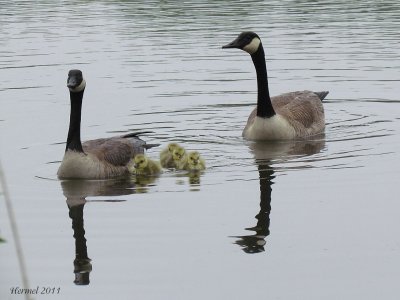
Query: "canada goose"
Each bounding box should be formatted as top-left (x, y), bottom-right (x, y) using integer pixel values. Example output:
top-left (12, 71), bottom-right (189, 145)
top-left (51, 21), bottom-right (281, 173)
top-left (160, 142), bottom-right (180, 168)
top-left (57, 69), bottom-right (155, 179)
top-left (222, 32), bottom-right (328, 140)
top-left (172, 145), bottom-right (187, 169)
top-left (133, 154), bottom-right (162, 175)
top-left (182, 151), bottom-right (206, 171)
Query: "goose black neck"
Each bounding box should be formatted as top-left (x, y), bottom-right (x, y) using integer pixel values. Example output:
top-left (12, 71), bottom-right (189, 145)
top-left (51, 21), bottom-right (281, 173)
top-left (66, 90), bottom-right (84, 152)
top-left (251, 45), bottom-right (275, 118)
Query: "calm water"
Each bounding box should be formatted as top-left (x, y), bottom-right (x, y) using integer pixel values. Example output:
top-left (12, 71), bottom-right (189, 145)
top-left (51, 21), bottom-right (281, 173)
top-left (1, 1), bottom-right (399, 299)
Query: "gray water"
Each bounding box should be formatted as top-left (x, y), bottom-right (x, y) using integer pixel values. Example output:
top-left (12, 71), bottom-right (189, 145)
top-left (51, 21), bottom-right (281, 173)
top-left (1, 1), bottom-right (399, 299)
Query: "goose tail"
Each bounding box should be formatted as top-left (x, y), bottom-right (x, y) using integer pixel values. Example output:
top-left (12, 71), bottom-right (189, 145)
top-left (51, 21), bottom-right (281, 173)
top-left (122, 131), bottom-right (159, 150)
top-left (144, 143), bottom-right (160, 150)
top-left (122, 131), bottom-right (153, 138)
top-left (314, 91), bottom-right (329, 101)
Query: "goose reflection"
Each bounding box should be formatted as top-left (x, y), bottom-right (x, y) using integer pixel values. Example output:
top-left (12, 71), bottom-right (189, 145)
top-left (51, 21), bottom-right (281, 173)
top-left (233, 138), bottom-right (325, 253)
top-left (61, 178), bottom-right (137, 285)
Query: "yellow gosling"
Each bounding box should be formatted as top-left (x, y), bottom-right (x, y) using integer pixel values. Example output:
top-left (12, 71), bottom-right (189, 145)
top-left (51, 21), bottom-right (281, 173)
top-left (160, 142), bottom-right (181, 168)
top-left (172, 145), bottom-right (187, 169)
top-left (133, 154), bottom-right (161, 175)
top-left (183, 151), bottom-right (206, 171)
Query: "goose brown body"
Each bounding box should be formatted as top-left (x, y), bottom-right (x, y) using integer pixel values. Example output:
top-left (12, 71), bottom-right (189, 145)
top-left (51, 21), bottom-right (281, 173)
top-left (243, 90), bottom-right (325, 140)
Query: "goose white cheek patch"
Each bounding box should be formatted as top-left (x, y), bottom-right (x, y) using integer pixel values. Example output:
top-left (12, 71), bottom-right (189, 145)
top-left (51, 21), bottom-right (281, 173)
top-left (69, 79), bottom-right (86, 92)
top-left (243, 37), bottom-right (261, 54)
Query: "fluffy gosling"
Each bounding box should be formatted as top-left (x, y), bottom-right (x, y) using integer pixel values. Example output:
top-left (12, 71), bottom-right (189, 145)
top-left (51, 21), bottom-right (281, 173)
top-left (183, 151), bottom-right (206, 171)
top-left (133, 154), bottom-right (162, 175)
top-left (172, 145), bottom-right (187, 169)
top-left (160, 142), bottom-right (181, 168)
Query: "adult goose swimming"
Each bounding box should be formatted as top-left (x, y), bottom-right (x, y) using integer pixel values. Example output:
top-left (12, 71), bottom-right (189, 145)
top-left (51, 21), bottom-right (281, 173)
top-left (57, 69), bottom-right (155, 179)
top-left (222, 32), bottom-right (328, 140)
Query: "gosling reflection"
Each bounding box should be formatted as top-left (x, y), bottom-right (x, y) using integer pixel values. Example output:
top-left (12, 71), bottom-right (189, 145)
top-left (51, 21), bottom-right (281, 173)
top-left (233, 139), bottom-right (325, 254)
top-left (188, 171), bottom-right (202, 185)
top-left (233, 163), bottom-right (274, 253)
top-left (174, 170), bottom-right (204, 189)
top-left (61, 179), bottom-right (136, 285)
top-left (134, 175), bottom-right (159, 193)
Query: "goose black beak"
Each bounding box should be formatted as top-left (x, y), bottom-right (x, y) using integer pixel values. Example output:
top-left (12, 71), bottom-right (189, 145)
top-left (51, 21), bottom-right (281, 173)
top-left (222, 39), bottom-right (241, 49)
top-left (67, 78), bottom-right (79, 89)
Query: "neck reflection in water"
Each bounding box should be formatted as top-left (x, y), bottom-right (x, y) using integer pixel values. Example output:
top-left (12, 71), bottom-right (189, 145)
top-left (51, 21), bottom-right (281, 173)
top-left (232, 138), bottom-right (325, 254)
top-left (232, 163), bottom-right (274, 253)
top-left (68, 202), bottom-right (92, 285)
top-left (61, 179), bottom-right (136, 285)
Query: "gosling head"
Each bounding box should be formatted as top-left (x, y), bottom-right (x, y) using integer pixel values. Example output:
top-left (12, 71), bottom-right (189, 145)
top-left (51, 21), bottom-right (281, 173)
top-left (222, 31), bottom-right (261, 55)
top-left (67, 69), bottom-right (86, 93)
top-left (134, 154), bottom-right (148, 170)
top-left (187, 151), bottom-right (201, 167)
top-left (172, 146), bottom-right (186, 162)
top-left (167, 143), bottom-right (180, 153)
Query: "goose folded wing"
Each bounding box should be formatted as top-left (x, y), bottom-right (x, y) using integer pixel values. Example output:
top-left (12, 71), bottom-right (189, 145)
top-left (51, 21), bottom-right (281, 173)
top-left (275, 92), bottom-right (323, 129)
top-left (82, 138), bottom-right (135, 166)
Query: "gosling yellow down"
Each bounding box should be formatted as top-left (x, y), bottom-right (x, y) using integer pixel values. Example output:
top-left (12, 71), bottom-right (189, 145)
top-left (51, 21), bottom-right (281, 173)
top-left (160, 142), bottom-right (181, 168)
top-left (133, 154), bottom-right (162, 175)
top-left (182, 151), bottom-right (206, 171)
top-left (172, 145), bottom-right (187, 169)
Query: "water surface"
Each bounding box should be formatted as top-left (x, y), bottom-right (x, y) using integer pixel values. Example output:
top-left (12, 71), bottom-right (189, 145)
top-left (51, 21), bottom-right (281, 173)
top-left (1, 1), bottom-right (399, 299)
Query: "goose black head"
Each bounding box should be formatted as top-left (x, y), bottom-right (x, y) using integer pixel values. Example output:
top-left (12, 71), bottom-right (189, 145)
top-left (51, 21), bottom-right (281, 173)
top-left (67, 69), bottom-right (86, 92)
top-left (222, 31), bottom-right (261, 55)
